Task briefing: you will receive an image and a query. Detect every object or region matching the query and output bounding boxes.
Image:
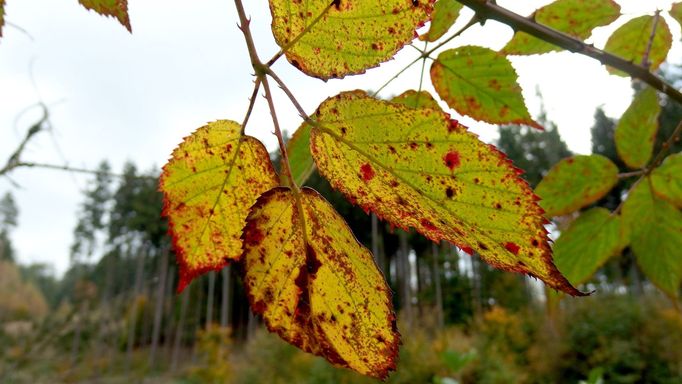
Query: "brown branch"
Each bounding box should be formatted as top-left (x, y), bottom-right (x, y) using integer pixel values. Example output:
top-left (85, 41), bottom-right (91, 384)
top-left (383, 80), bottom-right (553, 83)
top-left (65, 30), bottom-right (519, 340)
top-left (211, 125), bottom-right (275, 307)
top-left (456, 0), bottom-right (682, 105)
top-left (641, 10), bottom-right (661, 69)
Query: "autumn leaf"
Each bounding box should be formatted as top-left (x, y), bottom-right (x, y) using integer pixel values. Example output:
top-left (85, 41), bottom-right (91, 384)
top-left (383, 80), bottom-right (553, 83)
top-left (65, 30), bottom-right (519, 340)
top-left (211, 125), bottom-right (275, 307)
top-left (622, 179), bottom-right (682, 299)
top-left (604, 15), bottom-right (672, 76)
top-left (535, 155), bottom-right (619, 217)
top-left (651, 153), bottom-right (682, 208)
top-left (307, 90), bottom-right (583, 296)
top-left (671, 2), bottom-right (682, 30)
top-left (615, 87), bottom-right (660, 169)
top-left (431, 46), bottom-right (541, 129)
top-left (420, 0), bottom-right (463, 42)
top-left (287, 125), bottom-right (315, 186)
top-left (160, 120), bottom-right (279, 292)
top-left (269, 0), bottom-right (433, 80)
top-left (243, 186), bottom-right (398, 379)
top-left (78, 0), bottom-right (131, 32)
top-left (391, 90), bottom-right (441, 109)
top-left (501, 0), bottom-right (621, 55)
top-left (0, 0), bottom-right (5, 38)
top-left (553, 208), bottom-right (627, 286)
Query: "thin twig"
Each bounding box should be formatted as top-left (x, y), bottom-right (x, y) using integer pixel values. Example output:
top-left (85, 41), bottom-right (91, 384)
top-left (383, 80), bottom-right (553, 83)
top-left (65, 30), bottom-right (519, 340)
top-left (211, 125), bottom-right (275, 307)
top-left (456, 0), bottom-right (682, 105)
top-left (239, 78), bottom-right (262, 135)
top-left (648, 118), bottom-right (682, 171)
top-left (0, 106), bottom-right (48, 177)
top-left (641, 10), bottom-right (661, 69)
top-left (13, 162), bottom-right (157, 179)
top-left (618, 170), bottom-right (645, 179)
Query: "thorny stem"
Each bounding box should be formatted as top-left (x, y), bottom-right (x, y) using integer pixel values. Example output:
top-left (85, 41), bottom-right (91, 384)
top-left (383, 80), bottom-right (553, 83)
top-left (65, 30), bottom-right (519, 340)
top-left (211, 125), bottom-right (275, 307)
top-left (265, 1), bottom-right (335, 67)
top-left (648, 118), bottom-right (682, 171)
top-left (265, 67), bottom-right (314, 125)
top-left (239, 78), bottom-right (262, 135)
top-left (641, 10), bottom-right (661, 69)
top-left (234, 0), bottom-right (298, 192)
top-left (456, 0), bottom-right (682, 105)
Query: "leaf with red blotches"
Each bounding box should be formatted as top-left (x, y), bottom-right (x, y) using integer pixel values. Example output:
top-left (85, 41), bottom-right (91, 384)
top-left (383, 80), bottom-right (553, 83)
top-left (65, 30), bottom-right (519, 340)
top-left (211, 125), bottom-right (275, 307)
top-left (535, 155), bottom-right (619, 217)
top-left (604, 15), bottom-right (671, 76)
top-left (78, 0), bottom-right (131, 32)
top-left (391, 90), bottom-right (441, 109)
top-left (268, 0), bottom-right (433, 80)
top-left (501, 0), bottom-right (621, 55)
top-left (159, 120), bottom-right (278, 292)
top-left (243, 187), bottom-right (398, 379)
top-left (615, 87), bottom-right (660, 169)
top-left (431, 46), bottom-right (542, 129)
top-left (307, 90), bottom-right (583, 296)
top-left (420, 0), bottom-right (463, 42)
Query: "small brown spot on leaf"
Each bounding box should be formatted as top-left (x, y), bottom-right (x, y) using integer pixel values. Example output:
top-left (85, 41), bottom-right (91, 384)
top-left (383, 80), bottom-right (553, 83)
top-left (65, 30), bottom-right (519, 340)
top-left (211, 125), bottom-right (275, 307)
top-left (443, 151), bottom-right (461, 170)
top-left (360, 163), bottom-right (375, 181)
top-left (504, 242), bottom-right (520, 255)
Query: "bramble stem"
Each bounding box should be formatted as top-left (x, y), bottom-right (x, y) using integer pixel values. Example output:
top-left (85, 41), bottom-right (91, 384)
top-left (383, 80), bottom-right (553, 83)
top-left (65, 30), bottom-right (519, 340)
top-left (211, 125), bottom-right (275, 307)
top-left (456, 0), bottom-right (682, 105)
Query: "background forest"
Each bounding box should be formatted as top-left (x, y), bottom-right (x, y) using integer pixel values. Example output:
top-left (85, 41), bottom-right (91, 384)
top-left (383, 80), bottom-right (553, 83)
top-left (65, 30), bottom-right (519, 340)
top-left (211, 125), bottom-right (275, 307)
top-left (2, 75), bottom-right (682, 383)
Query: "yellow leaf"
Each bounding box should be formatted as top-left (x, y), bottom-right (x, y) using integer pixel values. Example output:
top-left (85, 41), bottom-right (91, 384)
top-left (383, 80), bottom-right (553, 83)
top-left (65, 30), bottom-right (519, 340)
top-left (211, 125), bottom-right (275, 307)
top-left (160, 120), bottom-right (278, 292)
top-left (243, 187), bottom-right (398, 379)
top-left (308, 90), bottom-right (583, 296)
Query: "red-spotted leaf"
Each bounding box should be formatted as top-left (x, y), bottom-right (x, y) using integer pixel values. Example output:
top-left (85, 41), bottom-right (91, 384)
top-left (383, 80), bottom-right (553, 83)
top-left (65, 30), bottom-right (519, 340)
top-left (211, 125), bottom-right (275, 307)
top-left (622, 179), bottom-right (682, 299)
top-left (307, 90), bottom-right (583, 296)
top-left (554, 208), bottom-right (627, 286)
top-left (269, 0), bottom-right (433, 80)
top-left (287, 125), bottom-right (315, 186)
top-left (78, 0), bottom-right (131, 32)
top-left (651, 153), bottom-right (682, 207)
top-left (502, 0), bottom-right (621, 55)
top-left (431, 46), bottom-right (541, 129)
top-left (535, 155), bottom-right (619, 217)
top-left (391, 90), bottom-right (441, 109)
top-left (243, 187), bottom-right (398, 379)
top-left (604, 15), bottom-right (672, 76)
top-left (615, 87), bottom-right (660, 169)
top-left (669, 2), bottom-right (682, 31)
top-left (420, 0), bottom-right (463, 42)
top-left (160, 120), bottom-right (279, 292)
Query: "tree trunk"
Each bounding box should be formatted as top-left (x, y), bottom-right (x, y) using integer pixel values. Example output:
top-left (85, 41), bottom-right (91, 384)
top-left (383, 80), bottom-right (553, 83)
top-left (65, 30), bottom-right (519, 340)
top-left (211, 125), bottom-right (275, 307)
top-left (149, 247), bottom-right (169, 369)
top-left (399, 231), bottom-right (413, 328)
top-left (220, 266), bottom-right (232, 328)
top-left (171, 285), bottom-right (190, 372)
top-left (125, 245), bottom-right (146, 373)
top-left (432, 243), bottom-right (444, 329)
top-left (206, 271), bottom-right (216, 329)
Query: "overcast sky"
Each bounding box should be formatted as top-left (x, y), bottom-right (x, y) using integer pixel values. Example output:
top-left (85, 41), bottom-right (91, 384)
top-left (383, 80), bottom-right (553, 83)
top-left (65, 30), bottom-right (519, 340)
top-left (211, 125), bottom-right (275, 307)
top-left (1, 0), bottom-right (680, 276)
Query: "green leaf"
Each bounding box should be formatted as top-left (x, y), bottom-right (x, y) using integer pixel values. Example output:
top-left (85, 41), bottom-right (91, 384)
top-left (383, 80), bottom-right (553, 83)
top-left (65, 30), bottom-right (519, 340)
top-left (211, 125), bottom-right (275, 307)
top-left (622, 179), bottom-right (682, 299)
top-left (159, 121), bottom-right (279, 292)
top-left (553, 208), bottom-right (627, 286)
top-left (651, 153), bottom-right (682, 207)
top-left (269, 0), bottom-right (432, 80)
top-left (502, 0), bottom-right (621, 55)
top-left (431, 46), bottom-right (541, 129)
top-left (308, 90), bottom-right (583, 296)
top-left (0, 0), bottom-right (5, 38)
top-left (390, 90), bottom-right (441, 109)
top-left (420, 0), bottom-right (463, 42)
top-left (535, 155), bottom-right (619, 217)
top-left (78, 0), bottom-right (131, 32)
top-left (287, 125), bottom-right (315, 186)
top-left (604, 15), bottom-right (672, 76)
top-left (243, 187), bottom-right (398, 379)
top-left (615, 87), bottom-right (660, 169)
top-left (669, 3), bottom-right (682, 31)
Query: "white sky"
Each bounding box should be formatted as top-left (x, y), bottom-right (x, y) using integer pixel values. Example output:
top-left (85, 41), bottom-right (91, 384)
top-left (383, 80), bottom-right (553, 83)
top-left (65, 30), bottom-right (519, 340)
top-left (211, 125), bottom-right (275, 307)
top-left (0, 0), bottom-right (680, 276)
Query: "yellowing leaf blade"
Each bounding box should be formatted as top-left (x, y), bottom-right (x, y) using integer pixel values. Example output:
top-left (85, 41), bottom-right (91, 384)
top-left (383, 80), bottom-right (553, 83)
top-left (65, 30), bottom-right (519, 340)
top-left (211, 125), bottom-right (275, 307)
top-left (391, 90), bottom-right (441, 109)
top-left (78, 0), bottom-right (131, 32)
top-left (554, 208), bottom-right (627, 286)
top-left (604, 15), bottom-right (672, 76)
top-left (420, 0), bottom-right (463, 42)
top-left (431, 46), bottom-right (541, 129)
top-left (535, 155), bottom-right (619, 217)
top-left (615, 87), bottom-right (660, 169)
top-left (308, 90), bottom-right (583, 296)
top-left (502, 0), bottom-right (621, 55)
top-left (287, 125), bottom-right (316, 186)
top-left (651, 153), bottom-right (682, 207)
top-left (269, 0), bottom-right (433, 80)
top-left (670, 2), bottom-right (682, 30)
top-left (622, 179), bottom-right (682, 299)
top-left (160, 120), bottom-right (279, 292)
top-left (243, 187), bottom-right (398, 379)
